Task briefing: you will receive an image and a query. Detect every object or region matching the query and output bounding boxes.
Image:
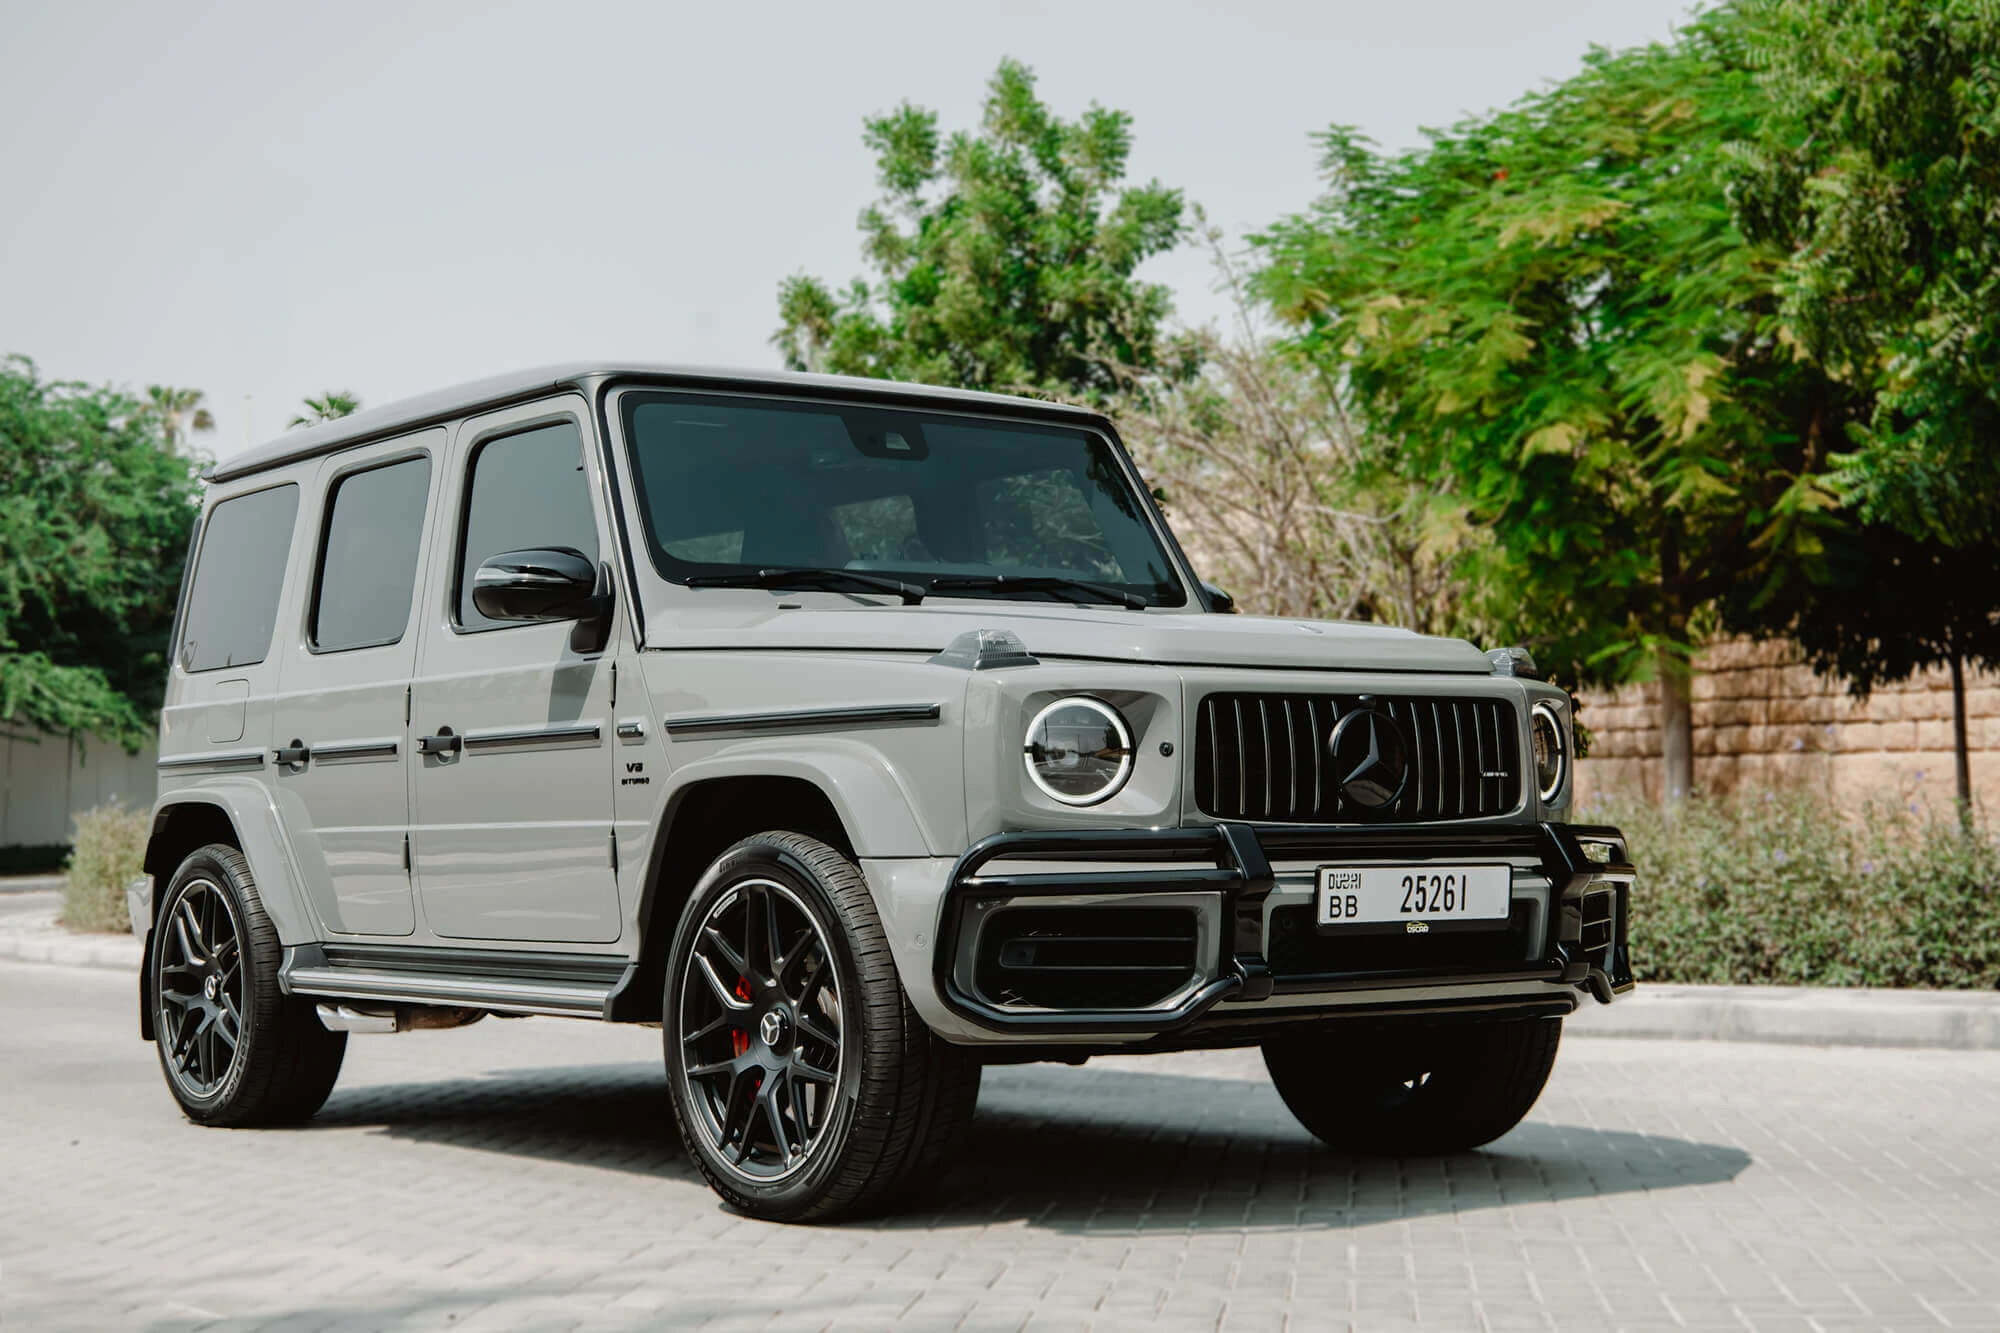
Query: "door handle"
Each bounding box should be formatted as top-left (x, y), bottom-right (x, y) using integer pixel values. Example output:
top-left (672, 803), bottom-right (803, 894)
top-left (275, 740), bottom-right (311, 770)
top-left (416, 728), bottom-right (461, 757)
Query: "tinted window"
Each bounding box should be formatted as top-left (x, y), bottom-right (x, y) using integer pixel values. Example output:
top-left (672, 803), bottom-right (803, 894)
top-left (312, 455), bottom-right (432, 652)
top-left (621, 393), bottom-right (1184, 605)
top-left (180, 484), bottom-right (299, 672)
top-left (456, 420), bottom-right (598, 630)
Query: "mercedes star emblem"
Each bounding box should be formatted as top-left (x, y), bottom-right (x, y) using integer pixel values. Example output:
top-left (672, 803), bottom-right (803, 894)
top-left (1328, 706), bottom-right (1411, 810)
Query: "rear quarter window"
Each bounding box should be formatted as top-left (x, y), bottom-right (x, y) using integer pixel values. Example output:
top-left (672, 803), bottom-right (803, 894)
top-left (179, 483), bottom-right (300, 672)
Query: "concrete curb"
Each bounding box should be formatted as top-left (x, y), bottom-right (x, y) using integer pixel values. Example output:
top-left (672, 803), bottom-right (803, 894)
top-left (1567, 983), bottom-right (2000, 1052)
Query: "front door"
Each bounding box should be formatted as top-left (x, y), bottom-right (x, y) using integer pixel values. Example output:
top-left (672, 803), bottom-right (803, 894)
top-left (410, 398), bottom-right (621, 943)
top-left (269, 433), bottom-right (440, 936)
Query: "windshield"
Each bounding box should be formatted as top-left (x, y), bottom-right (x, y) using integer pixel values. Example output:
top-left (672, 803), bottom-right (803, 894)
top-left (618, 391), bottom-right (1187, 607)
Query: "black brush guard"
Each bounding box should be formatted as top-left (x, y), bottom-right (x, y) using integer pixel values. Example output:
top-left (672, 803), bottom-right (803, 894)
top-left (936, 821), bottom-right (1635, 1035)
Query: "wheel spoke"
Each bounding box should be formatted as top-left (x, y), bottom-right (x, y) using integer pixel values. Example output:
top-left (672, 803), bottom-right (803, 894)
top-left (682, 1011), bottom-right (737, 1047)
top-left (686, 1055), bottom-right (739, 1080)
top-left (762, 1078), bottom-right (794, 1166)
top-left (760, 888), bottom-right (785, 986)
top-left (172, 907), bottom-right (202, 968)
top-left (778, 932), bottom-right (820, 999)
top-left (796, 1012), bottom-right (839, 1050)
top-left (701, 924), bottom-right (748, 981)
top-left (791, 1055), bottom-right (836, 1085)
top-left (216, 996), bottom-right (241, 1050)
top-left (695, 954), bottom-right (752, 1011)
top-left (722, 1072), bottom-right (757, 1164)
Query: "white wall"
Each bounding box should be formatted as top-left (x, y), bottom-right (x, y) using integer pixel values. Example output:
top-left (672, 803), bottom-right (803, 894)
top-left (0, 730), bottom-right (158, 847)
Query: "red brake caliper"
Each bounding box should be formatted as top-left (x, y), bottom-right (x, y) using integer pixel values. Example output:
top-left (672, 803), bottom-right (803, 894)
top-left (732, 976), bottom-right (752, 1057)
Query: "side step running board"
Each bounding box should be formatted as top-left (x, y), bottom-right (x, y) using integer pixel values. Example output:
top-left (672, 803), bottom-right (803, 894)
top-left (281, 943), bottom-right (634, 1019)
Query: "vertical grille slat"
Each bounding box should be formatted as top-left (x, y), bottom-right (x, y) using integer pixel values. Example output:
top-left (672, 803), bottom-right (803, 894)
top-left (1473, 702), bottom-right (1489, 815)
top-left (1257, 698), bottom-right (1273, 819)
top-left (1288, 696), bottom-right (1304, 808)
top-left (1194, 691), bottom-right (1521, 825)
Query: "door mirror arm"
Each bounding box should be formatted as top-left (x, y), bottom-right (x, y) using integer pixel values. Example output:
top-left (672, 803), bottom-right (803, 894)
top-left (568, 565), bottom-right (616, 655)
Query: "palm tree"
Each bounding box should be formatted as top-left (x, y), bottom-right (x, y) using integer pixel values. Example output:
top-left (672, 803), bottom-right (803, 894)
top-left (290, 391), bottom-right (361, 429)
top-left (143, 385), bottom-right (215, 453)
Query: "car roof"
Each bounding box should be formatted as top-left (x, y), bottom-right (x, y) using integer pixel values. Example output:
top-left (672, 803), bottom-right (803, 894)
top-left (205, 362), bottom-right (1112, 484)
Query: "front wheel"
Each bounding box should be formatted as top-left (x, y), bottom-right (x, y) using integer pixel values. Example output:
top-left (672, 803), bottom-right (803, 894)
top-left (1263, 1015), bottom-right (1561, 1156)
top-left (662, 832), bottom-right (979, 1222)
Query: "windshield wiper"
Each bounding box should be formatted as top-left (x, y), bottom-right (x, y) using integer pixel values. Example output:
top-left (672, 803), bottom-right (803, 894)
top-left (927, 573), bottom-right (1147, 610)
top-left (683, 567), bottom-right (925, 605)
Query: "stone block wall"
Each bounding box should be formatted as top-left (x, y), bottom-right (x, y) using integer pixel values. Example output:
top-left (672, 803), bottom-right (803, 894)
top-left (1575, 638), bottom-right (2000, 812)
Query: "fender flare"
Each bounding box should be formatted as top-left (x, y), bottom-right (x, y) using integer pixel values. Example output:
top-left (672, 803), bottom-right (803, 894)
top-left (147, 780), bottom-right (321, 946)
top-left (657, 739), bottom-right (942, 859)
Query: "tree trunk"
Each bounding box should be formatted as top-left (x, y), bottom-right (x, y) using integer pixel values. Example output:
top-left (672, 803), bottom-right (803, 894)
top-left (1658, 640), bottom-right (1694, 804)
top-left (1949, 648), bottom-right (1971, 829)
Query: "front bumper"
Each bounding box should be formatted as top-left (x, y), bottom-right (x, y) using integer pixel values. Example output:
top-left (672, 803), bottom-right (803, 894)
top-left (929, 821), bottom-right (1634, 1038)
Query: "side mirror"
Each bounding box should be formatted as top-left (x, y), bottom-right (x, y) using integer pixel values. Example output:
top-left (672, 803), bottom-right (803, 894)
top-left (471, 547), bottom-right (602, 623)
top-left (1200, 580), bottom-right (1237, 615)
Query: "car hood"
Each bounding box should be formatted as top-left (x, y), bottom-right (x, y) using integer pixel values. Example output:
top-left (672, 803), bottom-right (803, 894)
top-left (641, 600), bottom-right (1494, 674)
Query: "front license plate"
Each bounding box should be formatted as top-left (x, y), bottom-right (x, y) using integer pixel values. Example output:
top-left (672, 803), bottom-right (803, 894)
top-left (1316, 864), bottom-right (1511, 930)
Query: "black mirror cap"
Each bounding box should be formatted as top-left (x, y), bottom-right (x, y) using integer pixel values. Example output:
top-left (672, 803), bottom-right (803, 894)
top-left (471, 547), bottom-right (600, 622)
top-left (1200, 581), bottom-right (1237, 614)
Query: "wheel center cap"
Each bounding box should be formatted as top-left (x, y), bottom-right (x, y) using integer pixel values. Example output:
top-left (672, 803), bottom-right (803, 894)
top-left (758, 1008), bottom-right (788, 1050)
top-left (203, 975), bottom-right (220, 1001)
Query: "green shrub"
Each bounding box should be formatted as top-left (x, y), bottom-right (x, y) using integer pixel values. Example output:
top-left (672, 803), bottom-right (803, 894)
top-left (1584, 791), bottom-right (2000, 989)
top-left (61, 801), bottom-right (148, 933)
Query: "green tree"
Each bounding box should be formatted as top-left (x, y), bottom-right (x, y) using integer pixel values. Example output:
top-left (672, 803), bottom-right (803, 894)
top-left (140, 385), bottom-right (214, 454)
top-left (0, 356), bottom-right (203, 746)
top-left (1726, 0), bottom-right (2000, 543)
top-left (774, 58), bottom-right (1186, 400)
top-left (290, 391), bottom-right (360, 428)
top-left (1726, 523), bottom-right (2000, 817)
top-left (1254, 27), bottom-right (1848, 801)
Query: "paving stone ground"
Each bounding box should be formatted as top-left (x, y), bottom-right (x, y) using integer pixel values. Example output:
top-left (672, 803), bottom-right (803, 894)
top-left (4, 959), bottom-right (1998, 1333)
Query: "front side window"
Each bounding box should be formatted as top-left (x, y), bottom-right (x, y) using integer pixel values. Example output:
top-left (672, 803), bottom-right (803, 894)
top-left (620, 393), bottom-right (1185, 606)
top-left (179, 484), bottom-right (300, 671)
top-left (312, 455), bottom-right (432, 652)
top-left (456, 420), bottom-right (599, 631)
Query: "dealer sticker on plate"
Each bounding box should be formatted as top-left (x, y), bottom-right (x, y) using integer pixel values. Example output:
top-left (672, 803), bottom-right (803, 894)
top-left (1316, 864), bottom-right (1511, 929)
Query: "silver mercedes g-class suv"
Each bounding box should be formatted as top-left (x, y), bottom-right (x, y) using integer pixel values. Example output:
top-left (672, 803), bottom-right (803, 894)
top-left (133, 363), bottom-right (1633, 1221)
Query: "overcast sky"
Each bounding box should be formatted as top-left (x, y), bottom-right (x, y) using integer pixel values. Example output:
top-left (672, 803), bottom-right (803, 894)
top-left (3, 0), bottom-right (1698, 461)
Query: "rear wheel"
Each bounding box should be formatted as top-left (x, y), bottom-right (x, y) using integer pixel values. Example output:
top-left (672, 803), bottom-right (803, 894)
top-left (663, 831), bottom-right (979, 1222)
top-left (1263, 1015), bottom-right (1561, 1156)
top-left (152, 843), bottom-right (346, 1126)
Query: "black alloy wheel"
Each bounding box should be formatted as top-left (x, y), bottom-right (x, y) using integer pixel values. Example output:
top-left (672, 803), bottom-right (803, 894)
top-left (678, 876), bottom-right (845, 1180)
top-left (156, 875), bottom-right (246, 1097)
top-left (150, 843), bottom-right (347, 1126)
top-left (663, 832), bottom-right (982, 1222)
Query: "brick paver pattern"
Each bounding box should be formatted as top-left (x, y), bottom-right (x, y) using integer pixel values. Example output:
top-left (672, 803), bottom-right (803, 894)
top-left (3, 961), bottom-right (1998, 1331)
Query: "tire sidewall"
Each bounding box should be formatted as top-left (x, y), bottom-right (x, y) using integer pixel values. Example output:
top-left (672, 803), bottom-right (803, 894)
top-left (662, 836), bottom-right (867, 1213)
top-left (153, 847), bottom-right (262, 1119)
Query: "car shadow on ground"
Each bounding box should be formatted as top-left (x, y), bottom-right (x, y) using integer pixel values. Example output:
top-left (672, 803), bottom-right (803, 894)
top-left (308, 1058), bottom-right (1751, 1234)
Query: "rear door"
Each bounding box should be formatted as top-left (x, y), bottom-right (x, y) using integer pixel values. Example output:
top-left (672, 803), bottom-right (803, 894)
top-left (409, 398), bottom-right (621, 943)
top-left (158, 478), bottom-right (304, 806)
top-left (268, 434), bottom-right (439, 936)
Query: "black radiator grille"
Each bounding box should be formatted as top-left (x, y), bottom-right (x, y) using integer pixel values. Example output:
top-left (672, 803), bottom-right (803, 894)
top-left (1193, 692), bottom-right (1523, 823)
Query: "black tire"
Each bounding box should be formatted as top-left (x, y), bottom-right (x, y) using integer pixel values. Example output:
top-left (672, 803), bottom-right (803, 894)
top-left (151, 843), bottom-right (347, 1126)
top-left (1263, 1016), bottom-right (1561, 1156)
top-left (662, 831), bottom-right (979, 1222)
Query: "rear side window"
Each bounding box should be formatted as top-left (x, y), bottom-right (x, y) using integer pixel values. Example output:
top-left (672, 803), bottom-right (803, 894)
top-left (456, 420), bottom-right (598, 631)
top-left (311, 456), bottom-right (433, 652)
top-left (179, 484), bottom-right (300, 672)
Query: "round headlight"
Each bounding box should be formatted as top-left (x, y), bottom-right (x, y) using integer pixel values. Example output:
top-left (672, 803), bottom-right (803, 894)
top-left (1530, 701), bottom-right (1568, 804)
top-left (1023, 697), bottom-right (1134, 806)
